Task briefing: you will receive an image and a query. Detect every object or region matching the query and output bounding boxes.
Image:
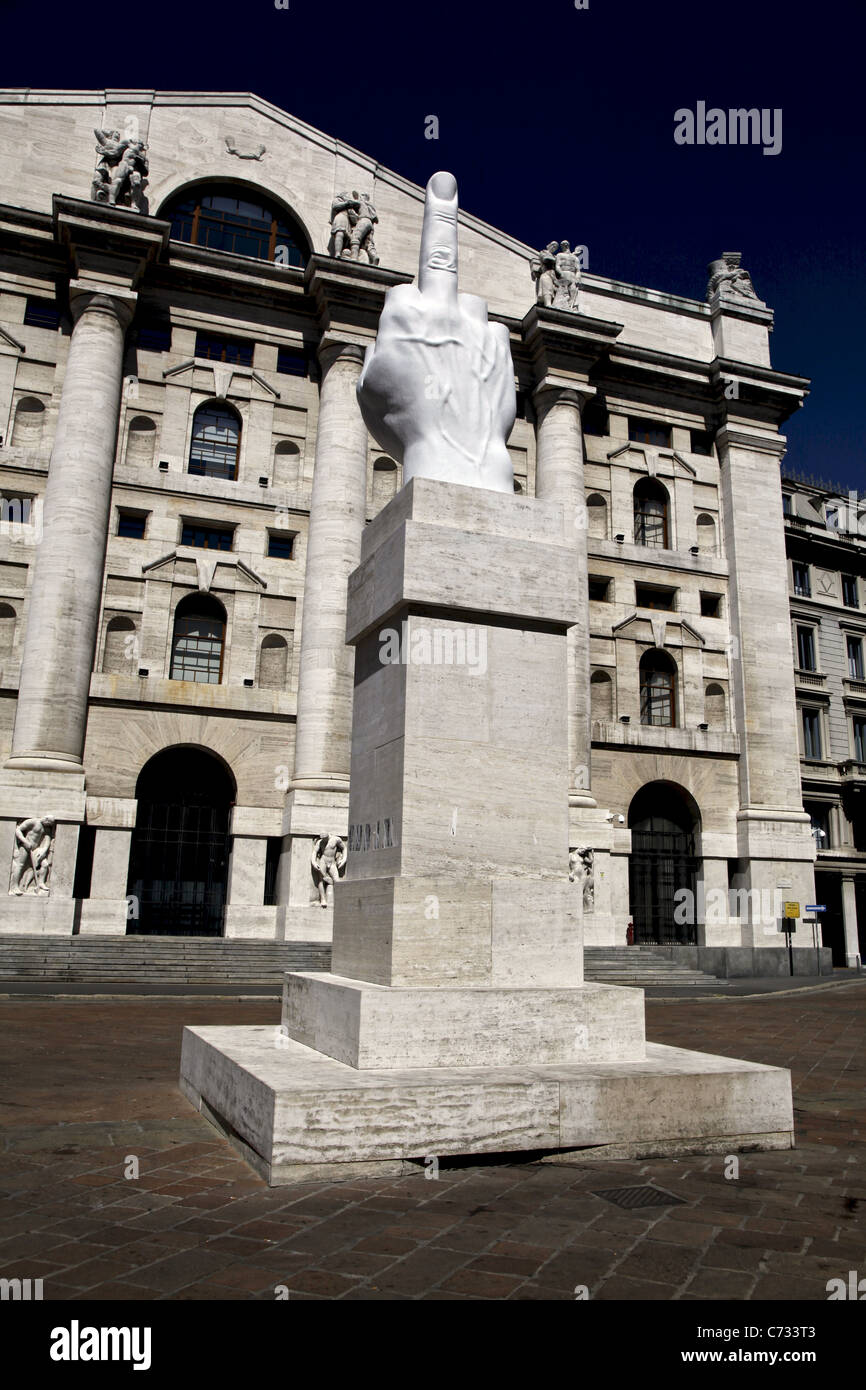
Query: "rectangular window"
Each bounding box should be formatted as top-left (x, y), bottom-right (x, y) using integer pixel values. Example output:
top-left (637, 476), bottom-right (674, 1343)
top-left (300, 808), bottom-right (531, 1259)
top-left (180, 522), bottom-right (233, 551)
top-left (0, 494), bottom-right (33, 525)
top-left (588, 576), bottom-right (611, 602)
top-left (796, 625), bottom-right (816, 671)
top-left (171, 616), bottom-right (224, 683)
top-left (23, 296), bottom-right (61, 329)
top-left (267, 531), bottom-right (295, 560)
top-left (690, 429), bottom-right (714, 456)
top-left (842, 574), bottom-right (859, 608)
top-left (792, 562), bottom-right (811, 597)
top-left (628, 417), bottom-right (672, 449)
top-left (635, 583), bottom-right (676, 611)
top-left (802, 708), bottom-right (822, 760)
top-left (582, 400), bottom-right (609, 437)
top-left (700, 592), bottom-right (722, 618)
top-left (853, 716), bottom-right (866, 763)
top-left (117, 511), bottom-right (147, 539)
top-left (782, 493), bottom-right (793, 516)
top-left (135, 319), bottom-right (172, 352)
top-left (805, 803), bottom-right (831, 849)
top-left (276, 347), bottom-right (309, 377)
top-left (194, 332), bottom-right (253, 366)
top-left (848, 636), bottom-right (865, 680)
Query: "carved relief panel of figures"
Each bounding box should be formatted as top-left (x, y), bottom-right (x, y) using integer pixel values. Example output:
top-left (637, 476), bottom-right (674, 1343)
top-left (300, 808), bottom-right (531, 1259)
top-left (328, 191), bottom-right (379, 265)
top-left (310, 833), bottom-right (347, 907)
top-left (569, 845), bottom-right (594, 913)
top-left (91, 129), bottom-right (149, 212)
top-left (9, 815), bottom-right (56, 896)
top-left (531, 240), bottom-right (586, 311)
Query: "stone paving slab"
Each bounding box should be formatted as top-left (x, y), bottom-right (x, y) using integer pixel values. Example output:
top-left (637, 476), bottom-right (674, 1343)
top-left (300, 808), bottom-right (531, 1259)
top-left (0, 984), bottom-right (863, 1300)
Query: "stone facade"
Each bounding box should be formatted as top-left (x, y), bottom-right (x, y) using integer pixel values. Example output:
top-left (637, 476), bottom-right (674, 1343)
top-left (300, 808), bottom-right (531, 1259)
top-left (782, 473), bottom-right (866, 965)
top-left (0, 89), bottom-right (817, 951)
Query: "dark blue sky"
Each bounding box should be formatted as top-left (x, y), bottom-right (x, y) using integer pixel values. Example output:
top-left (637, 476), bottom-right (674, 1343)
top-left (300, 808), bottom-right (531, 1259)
top-left (3, 0), bottom-right (863, 490)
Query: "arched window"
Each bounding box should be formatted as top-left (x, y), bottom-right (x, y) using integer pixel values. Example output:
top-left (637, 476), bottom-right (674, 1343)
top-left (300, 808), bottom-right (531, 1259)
top-left (258, 633), bottom-right (289, 690)
top-left (103, 616), bottom-right (137, 674)
top-left (587, 493), bottom-right (608, 540)
top-left (590, 669), bottom-right (613, 721)
top-left (170, 594), bottom-right (226, 684)
top-left (704, 682), bottom-right (726, 729)
top-left (634, 478), bottom-right (670, 549)
top-left (640, 649), bottom-right (677, 727)
top-left (273, 439), bottom-right (301, 488)
top-left (11, 397), bottom-right (45, 447)
top-left (372, 456), bottom-right (398, 511)
top-left (160, 185), bottom-right (309, 266)
top-left (0, 602), bottom-right (16, 660)
top-left (126, 415), bottom-right (157, 467)
top-left (696, 513), bottom-right (716, 554)
top-left (188, 402), bottom-right (241, 481)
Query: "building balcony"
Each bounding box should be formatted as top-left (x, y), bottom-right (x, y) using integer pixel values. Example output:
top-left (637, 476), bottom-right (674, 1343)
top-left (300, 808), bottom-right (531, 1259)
top-left (795, 669), bottom-right (826, 691)
top-left (591, 720), bottom-right (740, 756)
top-left (843, 677), bottom-right (866, 700)
top-left (839, 759), bottom-right (866, 790)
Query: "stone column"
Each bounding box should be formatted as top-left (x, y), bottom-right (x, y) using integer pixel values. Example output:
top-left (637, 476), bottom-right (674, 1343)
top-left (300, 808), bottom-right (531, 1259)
top-left (841, 876), bottom-right (860, 968)
top-left (7, 290), bottom-right (133, 771)
top-left (534, 387), bottom-right (594, 811)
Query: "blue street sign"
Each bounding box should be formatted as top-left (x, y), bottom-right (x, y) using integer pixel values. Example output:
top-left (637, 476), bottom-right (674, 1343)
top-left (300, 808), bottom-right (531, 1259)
top-left (805, 904), bottom-right (826, 912)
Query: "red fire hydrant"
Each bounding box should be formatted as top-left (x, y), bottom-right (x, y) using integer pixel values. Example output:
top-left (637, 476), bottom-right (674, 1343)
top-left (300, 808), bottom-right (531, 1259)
top-left (626, 921), bottom-right (635, 945)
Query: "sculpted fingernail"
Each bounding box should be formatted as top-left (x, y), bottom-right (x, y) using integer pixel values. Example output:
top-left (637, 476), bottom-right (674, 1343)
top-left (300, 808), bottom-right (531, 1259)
top-left (429, 171), bottom-right (457, 201)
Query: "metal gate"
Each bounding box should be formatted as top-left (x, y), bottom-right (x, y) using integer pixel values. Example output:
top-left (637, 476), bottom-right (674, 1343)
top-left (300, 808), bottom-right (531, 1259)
top-left (629, 826), bottom-right (699, 945)
top-left (127, 800), bottom-right (230, 937)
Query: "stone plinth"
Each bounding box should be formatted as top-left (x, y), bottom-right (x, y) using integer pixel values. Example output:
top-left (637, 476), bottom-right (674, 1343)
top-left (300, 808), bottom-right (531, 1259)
top-left (182, 480), bottom-right (794, 1181)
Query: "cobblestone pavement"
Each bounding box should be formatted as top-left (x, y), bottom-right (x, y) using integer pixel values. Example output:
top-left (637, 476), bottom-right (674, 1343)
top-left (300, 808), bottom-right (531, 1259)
top-left (0, 982), bottom-right (863, 1301)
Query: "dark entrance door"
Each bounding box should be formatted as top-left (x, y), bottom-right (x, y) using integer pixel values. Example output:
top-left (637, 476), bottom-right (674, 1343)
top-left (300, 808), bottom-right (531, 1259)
top-left (127, 747), bottom-right (235, 937)
top-left (628, 782), bottom-right (701, 944)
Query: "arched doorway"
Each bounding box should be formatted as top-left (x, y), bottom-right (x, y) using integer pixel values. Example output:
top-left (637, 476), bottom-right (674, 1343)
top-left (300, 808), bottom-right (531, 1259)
top-left (126, 747), bottom-right (235, 936)
top-left (628, 781), bottom-right (701, 944)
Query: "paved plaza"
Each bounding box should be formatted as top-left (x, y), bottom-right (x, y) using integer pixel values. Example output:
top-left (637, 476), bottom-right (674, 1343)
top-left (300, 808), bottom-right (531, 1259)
top-left (0, 979), bottom-right (862, 1301)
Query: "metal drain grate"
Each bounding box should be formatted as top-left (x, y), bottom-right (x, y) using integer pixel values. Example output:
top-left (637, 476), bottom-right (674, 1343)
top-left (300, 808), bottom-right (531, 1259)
top-left (592, 1185), bottom-right (687, 1210)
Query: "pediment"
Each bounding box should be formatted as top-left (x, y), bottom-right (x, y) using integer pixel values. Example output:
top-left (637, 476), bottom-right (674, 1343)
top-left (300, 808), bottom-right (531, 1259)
top-left (607, 442), bottom-right (696, 477)
top-left (142, 549), bottom-right (267, 592)
top-left (162, 359), bottom-right (280, 401)
top-left (0, 326), bottom-right (25, 354)
top-left (613, 613), bottom-right (705, 648)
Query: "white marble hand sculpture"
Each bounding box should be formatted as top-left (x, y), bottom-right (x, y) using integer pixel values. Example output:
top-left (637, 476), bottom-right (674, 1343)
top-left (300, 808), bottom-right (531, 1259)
top-left (357, 172), bottom-right (516, 493)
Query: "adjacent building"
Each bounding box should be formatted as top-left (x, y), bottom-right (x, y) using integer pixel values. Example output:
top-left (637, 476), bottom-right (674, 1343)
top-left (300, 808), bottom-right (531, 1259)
top-left (0, 90), bottom-right (820, 963)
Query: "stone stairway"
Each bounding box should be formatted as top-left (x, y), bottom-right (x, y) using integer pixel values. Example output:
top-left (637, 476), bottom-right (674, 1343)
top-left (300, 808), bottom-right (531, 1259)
top-left (0, 935), bottom-right (331, 987)
top-left (584, 946), bottom-right (727, 989)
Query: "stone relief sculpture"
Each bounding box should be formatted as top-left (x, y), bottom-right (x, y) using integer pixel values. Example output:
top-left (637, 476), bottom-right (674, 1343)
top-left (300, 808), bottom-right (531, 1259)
top-left (569, 846), bottom-right (594, 913)
top-left (9, 815), bottom-right (56, 896)
top-left (91, 129), bottom-right (149, 212)
top-left (705, 251), bottom-right (764, 306)
top-left (311, 833), bottom-right (347, 907)
top-left (328, 191), bottom-right (379, 264)
top-left (531, 239), bottom-right (583, 311)
top-left (357, 171), bottom-right (515, 493)
top-left (224, 137), bottom-right (266, 161)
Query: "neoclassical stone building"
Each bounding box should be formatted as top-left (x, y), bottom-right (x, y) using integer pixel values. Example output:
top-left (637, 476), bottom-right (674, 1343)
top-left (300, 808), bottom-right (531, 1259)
top-left (0, 90), bottom-right (818, 955)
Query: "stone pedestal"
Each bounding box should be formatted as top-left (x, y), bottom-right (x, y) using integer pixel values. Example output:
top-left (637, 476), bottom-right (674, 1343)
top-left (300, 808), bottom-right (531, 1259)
top-left (182, 481), bottom-right (794, 1182)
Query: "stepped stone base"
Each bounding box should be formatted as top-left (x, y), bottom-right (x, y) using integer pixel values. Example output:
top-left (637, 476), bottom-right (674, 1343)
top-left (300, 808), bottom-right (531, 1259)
top-left (180, 1023), bottom-right (795, 1185)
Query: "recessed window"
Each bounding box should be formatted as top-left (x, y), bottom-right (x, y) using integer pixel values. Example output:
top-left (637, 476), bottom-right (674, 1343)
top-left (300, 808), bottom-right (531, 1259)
top-left (700, 592), bottom-right (722, 618)
top-left (582, 399), bottom-right (609, 437)
top-left (162, 185), bottom-right (309, 266)
top-left (194, 332), bottom-right (253, 367)
top-left (267, 531), bottom-right (295, 560)
top-left (514, 390), bottom-right (528, 421)
top-left (690, 429), bottom-right (714, 456)
top-left (805, 802), bottom-right (831, 849)
top-left (640, 649), bottom-right (677, 727)
top-left (181, 521), bottom-right (233, 551)
top-left (23, 297), bottom-right (61, 329)
top-left (170, 593), bottom-right (226, 684)
top-left (188, 402), bottom-right (241, 481)
top-left (853, 715), bottom-right (866, 763)
top-left (588, 576), bottom-right (611, 602)
top-left (276, 347), bottom-right (309, 377)
top-left (633, 478), bottom-right (670, 548)
top-left (792, 562), bottom-right (811, 598)
top-left (628, 417), bottom-right (672, 449)
top-left (635, 583), bottom-right (676, 611)
top-left (135, 318), bottom-right (172, 352)
top-left (802, 708), bottom-right (822, 760)
top-left (782, 493), bottom-right (793, 516)
top-left (796, 626), bottom-right (817, 672)
top-left (847, 635), bottom-right (865, 680)
top-left (842, 574), bottom-right (860, 608)
top-left (117, 511), bottom-right (147, 539)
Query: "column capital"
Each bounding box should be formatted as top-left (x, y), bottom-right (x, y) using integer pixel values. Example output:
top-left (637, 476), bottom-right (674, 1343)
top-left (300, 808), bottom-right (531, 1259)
top-left (53, 195), bottom-right (169, 294)
top-left (520, 304), bottom-right (623, 390)
top-left (69, 286), bottom-right (137, 332)
top-left (715, 423), bottom-right (789, 458)
top-left (317, 340), bottom-right (367, 376)
top-left (304, 254), bottom-right (413, 354)
top-left (532, 383), bottom-right (589, 419)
